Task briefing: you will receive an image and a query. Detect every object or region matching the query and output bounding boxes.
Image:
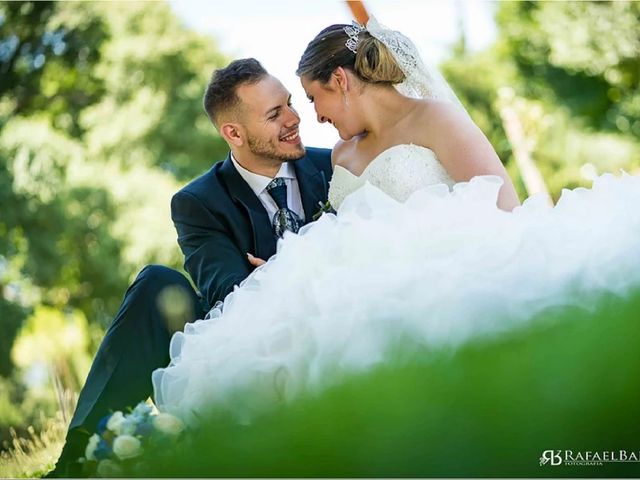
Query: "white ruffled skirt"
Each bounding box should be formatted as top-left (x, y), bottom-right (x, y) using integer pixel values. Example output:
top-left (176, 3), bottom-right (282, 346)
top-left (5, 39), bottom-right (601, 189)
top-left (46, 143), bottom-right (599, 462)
top-left (152, 173), bottom-right (640, 424)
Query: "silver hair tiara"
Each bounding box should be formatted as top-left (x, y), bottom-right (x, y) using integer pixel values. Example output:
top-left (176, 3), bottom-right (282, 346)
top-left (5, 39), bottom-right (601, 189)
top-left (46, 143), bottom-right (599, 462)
top-left (344, 21), bottom-right (366, 54)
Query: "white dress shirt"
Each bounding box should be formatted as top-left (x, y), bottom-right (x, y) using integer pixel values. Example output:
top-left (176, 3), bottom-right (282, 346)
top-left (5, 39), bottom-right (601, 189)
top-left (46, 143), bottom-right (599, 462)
top-left (230, 153), bottom-right (305, 222)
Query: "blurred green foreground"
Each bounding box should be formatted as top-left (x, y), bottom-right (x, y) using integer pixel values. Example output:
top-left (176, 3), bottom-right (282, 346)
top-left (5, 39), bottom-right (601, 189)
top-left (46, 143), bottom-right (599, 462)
top-left (137, 289), bottom-right (640, 478)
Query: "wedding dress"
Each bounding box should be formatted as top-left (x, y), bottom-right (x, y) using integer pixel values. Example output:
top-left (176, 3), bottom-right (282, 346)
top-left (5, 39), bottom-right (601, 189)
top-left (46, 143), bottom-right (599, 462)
top-left (328, 144), bottom-right (455, 208)
top-left (152, 144), bottom-right (640, 425)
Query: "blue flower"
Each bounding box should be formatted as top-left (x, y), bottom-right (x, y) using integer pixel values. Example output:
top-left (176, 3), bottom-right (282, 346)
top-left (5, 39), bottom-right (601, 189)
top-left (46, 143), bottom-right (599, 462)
top-left (94, 437), bottom-right (112, 461)
top-left (96, 414), bottom-right (111, 435)
top-left (135, 419), bottom-right (154, 437)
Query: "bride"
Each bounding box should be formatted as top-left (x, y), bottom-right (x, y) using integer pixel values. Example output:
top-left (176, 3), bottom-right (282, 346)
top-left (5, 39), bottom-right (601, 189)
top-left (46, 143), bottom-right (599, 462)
top-left (296, 19), bottom-right (520, 212)
top-left (152, 18), bottom-right (640, 424)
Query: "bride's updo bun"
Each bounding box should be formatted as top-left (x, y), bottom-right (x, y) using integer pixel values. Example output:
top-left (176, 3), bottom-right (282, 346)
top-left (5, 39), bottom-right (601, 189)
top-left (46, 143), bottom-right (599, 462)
top-left (297, 24), bottom-right (405, 86)
top-left (353, 33), bottom-right (405, 84)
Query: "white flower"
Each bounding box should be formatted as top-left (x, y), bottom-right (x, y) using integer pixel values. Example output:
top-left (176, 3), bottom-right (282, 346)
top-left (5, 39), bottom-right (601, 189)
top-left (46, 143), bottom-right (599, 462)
top-left (120, 417), bottom-right (138, 436)
top-left (112, 434), bottom-right (142, 460)
top-left (152, 413), bottom-right (185, 436)
top-left (84, 433), bottom-right (100, 461)
top-left (96, 459), bottom-right (123, 477)
top-left (106, 411), bottom-right (125, 435)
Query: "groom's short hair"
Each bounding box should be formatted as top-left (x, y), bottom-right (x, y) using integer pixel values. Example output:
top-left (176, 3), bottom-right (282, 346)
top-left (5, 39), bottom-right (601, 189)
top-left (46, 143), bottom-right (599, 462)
top-left (204, 58), bottom-right (268, 127)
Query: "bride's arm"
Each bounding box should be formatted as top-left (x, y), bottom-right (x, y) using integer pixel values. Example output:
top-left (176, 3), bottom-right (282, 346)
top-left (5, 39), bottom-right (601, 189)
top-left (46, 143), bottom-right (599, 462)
top-left (423, 101), bottom-right (521, 212)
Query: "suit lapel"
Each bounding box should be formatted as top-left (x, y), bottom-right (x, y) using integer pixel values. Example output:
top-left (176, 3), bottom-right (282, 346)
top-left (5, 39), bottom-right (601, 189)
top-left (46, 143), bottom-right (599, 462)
top-left (294, 157), bottom-right (328, 224)
top-left (219, 153), bottom-right (329, 259)
top-left (219, 155), bottom-right (276, 259)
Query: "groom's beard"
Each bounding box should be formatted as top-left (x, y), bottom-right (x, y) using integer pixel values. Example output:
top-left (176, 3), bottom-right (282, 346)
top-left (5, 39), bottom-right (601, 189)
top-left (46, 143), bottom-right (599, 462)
top-left (247, 133), bottom-right (305, 163)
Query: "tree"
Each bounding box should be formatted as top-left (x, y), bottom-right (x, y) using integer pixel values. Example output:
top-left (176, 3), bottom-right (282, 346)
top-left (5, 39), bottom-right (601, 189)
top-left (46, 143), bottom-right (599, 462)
top-left (0, 1), bottom-right (107, 134)
top-left (0, 1), bottom-right (113, 379)
top-left (0, 0), bottom-right (229, 397)
top-left (442, 0), bottom-right (640, 201)
top-left (79, 1), bottom-right (229, 180)
top-left (496, 1), bottom-right (640, 137)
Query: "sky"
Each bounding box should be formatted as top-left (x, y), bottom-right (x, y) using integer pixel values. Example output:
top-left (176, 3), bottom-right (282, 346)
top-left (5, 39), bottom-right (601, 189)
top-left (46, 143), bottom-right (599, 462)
top-left (168, 0), bottom-right (498, 148)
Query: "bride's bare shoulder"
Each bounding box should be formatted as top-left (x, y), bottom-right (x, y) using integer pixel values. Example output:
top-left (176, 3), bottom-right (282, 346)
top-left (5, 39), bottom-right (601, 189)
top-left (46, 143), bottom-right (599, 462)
top-left (413, 98), bottom-right (464, 122)
top-left (408, 98), bottom-right (473, 142)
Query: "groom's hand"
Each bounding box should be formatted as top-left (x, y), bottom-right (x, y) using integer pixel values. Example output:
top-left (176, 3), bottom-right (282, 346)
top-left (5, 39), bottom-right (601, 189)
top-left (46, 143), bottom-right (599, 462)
top-left (247, 253), bottom-right (266, 268)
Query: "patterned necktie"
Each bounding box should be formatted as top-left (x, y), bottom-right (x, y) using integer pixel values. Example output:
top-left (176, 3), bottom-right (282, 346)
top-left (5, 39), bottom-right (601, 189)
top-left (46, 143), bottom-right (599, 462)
top-left (266, 177), bottom-right (303, 238)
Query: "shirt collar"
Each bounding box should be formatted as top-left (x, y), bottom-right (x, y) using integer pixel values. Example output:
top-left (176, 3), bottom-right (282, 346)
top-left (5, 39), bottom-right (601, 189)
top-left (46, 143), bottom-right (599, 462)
top-left (230, 153), bottom-right (296, 196)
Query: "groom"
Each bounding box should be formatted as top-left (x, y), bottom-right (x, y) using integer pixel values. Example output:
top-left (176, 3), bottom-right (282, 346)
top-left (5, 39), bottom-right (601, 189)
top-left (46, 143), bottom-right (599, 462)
top-left (48, 58), bottom-right (332, 477)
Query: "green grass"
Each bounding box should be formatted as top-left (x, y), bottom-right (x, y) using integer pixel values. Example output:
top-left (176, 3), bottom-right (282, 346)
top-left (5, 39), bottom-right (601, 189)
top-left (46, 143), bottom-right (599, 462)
top-left (141, 289), bottom-right (640, 478)
top-left (7, 289), bottom-right (640, 478)
top-left (0, 413), bottom-right (65, 478)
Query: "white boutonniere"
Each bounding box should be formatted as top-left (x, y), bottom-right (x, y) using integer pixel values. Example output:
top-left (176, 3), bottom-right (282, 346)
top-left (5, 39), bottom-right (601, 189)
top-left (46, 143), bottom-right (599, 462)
top-left (312, 200), bottom-right (335, 221)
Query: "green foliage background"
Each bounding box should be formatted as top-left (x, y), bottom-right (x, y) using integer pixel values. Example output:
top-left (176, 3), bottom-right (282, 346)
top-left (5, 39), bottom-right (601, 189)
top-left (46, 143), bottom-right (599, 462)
top-left (0, 0), bottom-right (639, 474)
top-left (442, 1), bottom-right (640, 199)
top-left (0, 0), bottom-right (228, 446)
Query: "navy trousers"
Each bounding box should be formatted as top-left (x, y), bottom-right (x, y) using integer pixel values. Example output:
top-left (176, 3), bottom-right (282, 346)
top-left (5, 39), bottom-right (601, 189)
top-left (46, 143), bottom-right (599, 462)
top-left (52, 265), bottom-right (205, 474)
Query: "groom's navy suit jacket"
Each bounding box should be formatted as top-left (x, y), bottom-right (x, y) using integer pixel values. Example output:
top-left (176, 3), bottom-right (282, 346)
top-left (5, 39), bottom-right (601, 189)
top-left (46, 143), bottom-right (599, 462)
top-left (171, 147), bottom-right (332, 310)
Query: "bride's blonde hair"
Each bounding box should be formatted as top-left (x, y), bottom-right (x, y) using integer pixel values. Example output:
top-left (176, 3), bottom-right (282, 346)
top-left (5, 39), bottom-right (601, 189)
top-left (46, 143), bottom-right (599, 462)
top-left (297, 24), bottom-right (405, 86)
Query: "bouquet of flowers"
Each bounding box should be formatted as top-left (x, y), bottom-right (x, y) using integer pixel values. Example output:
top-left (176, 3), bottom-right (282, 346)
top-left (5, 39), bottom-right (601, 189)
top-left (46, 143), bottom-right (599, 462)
top-left (80, 401), bottom-right (184, 477)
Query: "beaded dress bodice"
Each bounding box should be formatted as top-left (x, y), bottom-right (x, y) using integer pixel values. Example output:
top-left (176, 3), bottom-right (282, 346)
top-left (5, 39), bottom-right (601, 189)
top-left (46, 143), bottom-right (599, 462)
top-left (328, 144), bottom-right (455, 209)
